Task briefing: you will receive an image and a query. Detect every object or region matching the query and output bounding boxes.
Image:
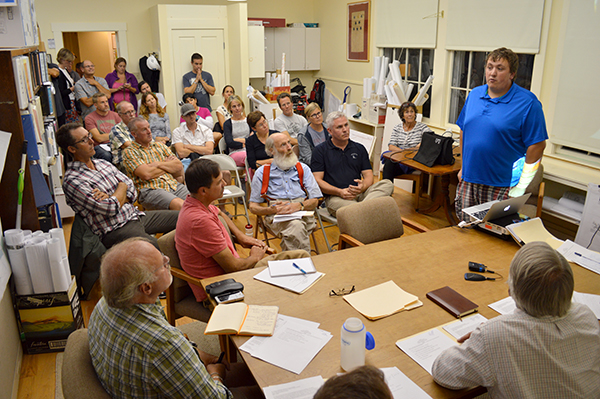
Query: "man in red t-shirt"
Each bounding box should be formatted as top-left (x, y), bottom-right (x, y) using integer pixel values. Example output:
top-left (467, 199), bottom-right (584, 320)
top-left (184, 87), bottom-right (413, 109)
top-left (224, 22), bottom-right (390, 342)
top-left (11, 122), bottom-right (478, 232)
top-left (85, 92), bottom-right (121, 162)
top-left (175, 159), bottom-right (267, 302)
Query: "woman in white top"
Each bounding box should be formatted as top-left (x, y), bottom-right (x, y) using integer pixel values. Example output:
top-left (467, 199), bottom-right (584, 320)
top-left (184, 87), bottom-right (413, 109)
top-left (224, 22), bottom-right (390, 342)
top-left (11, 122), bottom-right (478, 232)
top-left (216, 85), bottom-right (235, 130)
top-left (137, 80), bottom-right (167, 112)
top-left (140, 92), bottom-right (171, 145)
top-left (222, 95), bottom-right (250, 166)
top-left (382, 102), bottom-right (433, 181)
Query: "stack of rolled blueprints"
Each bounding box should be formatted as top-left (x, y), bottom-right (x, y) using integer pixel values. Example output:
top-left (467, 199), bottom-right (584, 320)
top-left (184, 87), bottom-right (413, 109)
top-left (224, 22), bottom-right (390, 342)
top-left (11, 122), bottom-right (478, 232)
top-left (4, 228), bottom-right (71, 295)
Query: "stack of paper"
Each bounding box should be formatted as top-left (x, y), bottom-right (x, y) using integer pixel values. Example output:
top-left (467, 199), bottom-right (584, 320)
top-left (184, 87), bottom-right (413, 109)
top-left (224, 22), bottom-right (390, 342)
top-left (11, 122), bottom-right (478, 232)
top-left (240, 315), bottom-right (332, 374)
top-left (343, 281), bottom-right (422, 320)
top-left (489, 292), bottom-right (600, 319)
top-left (273, 211), bottom-right (314, 223)
top-left (557, 240), bottom-right (600, 275)
top-left (262, 367), bottom-right (433, 399)
top-left (506, 217), bottom-right (563, 249)
top-left (254, 267), bottom-right (324, 294)
top-left (396, 314), bottom-right (486, 375)
top-left (268, 258), bottom-right (316, 277)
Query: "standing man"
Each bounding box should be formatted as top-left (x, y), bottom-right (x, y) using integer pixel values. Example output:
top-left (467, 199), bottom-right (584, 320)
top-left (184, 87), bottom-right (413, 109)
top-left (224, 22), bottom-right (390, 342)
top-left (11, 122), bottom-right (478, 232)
top-left (455, 47), bottom-right (548, 222)
top-left (74, 59), bottom-right (111, 119)
top-left (88, 238), bottom-right (232, 398)
top-left (249, 133), bottom-right (322, 253)
top-left (172, 103), bottom-right (214, 160)
top-left (432, 242), bottom-right (600, 397)
top-left (274, 92), bottom-right (307, 145)
top-left (109, 101), bottom-right (137, 169)
top-left (123, 117), bottom-right (189, 211)
top-left (312, 111), bottom-right (394, 217)
top-left (56, 123), bottom-right (178, 250)
top-left (182, 53), bottom-right (215, 111)
top-left (84, 93), bottom-right (121, 162)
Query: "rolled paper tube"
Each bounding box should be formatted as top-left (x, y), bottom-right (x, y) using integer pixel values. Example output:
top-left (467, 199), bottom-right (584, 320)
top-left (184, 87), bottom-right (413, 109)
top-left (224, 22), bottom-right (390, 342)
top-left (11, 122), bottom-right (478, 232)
top-left (47, 238), bottom-right (70, 292)
top-left (49, 228), bottom-right (67, 259)
top-left (4, 229), bottom-right (34, 295)
top-left (392, 82), bottom-right (407, 104)
top-left (24, 236), bottom-right (54, 293)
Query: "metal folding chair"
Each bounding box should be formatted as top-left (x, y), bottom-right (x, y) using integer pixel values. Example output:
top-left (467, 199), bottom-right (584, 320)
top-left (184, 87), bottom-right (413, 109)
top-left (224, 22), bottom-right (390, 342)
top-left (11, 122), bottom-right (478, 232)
top-left (204, 154), bottom-right (250, 224)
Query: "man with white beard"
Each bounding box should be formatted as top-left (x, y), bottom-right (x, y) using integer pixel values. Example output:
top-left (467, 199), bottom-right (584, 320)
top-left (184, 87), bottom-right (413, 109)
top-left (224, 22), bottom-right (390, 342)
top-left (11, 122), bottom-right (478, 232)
top-left (249, 133), bottom-right (323, 252)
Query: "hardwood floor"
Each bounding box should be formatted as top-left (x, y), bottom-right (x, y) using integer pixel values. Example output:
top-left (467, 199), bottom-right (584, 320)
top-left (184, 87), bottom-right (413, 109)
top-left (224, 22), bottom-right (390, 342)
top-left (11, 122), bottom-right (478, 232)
top-left (16, 184), bottom-right (452, 399)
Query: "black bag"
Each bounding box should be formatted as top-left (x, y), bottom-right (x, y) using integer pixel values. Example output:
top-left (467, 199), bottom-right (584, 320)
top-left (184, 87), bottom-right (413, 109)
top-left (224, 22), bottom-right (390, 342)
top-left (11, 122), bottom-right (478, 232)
top-left (309, 79), bottom-right (325, 109)
top-left (413, 131), bottom-right (455, 167)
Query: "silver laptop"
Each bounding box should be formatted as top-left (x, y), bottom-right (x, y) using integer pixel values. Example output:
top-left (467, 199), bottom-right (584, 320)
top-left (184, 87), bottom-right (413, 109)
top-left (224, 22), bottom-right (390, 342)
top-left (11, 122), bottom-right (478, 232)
top-left (462, 193), bottom-right (531, 222)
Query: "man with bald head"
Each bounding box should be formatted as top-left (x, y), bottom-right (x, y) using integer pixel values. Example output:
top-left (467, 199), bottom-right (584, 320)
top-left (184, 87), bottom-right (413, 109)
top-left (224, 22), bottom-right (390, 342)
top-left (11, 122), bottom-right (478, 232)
top-left (74, 59), bottom-right (111, 119)
top-left (122, 117), bottom-right (189, 210)
top-left (249, 133), bottom-right (322, 252)
top-left (88, 237), bottom-right (232, 398)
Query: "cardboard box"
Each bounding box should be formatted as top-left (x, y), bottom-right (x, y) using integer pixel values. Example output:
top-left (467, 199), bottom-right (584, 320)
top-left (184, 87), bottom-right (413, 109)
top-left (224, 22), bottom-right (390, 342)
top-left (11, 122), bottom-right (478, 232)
top-left (248, 18), bottom-right (286, 28)
top-left (13, 276), bottom-right (84, 354)
top-left (368, 95), bottom-right (387, 125)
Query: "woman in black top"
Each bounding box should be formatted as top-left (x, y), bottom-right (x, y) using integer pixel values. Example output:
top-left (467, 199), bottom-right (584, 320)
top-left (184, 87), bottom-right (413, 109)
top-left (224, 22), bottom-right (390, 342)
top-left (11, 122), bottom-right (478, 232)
top-left (245, 111), bottom-right (279, 172)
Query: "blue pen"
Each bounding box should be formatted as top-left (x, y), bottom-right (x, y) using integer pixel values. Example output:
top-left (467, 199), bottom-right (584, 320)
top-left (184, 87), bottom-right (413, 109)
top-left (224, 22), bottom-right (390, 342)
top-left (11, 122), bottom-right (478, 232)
top-left (574, 252), bottom-right (596, 263)
top-left (292, 262), bottom-right (307, 274)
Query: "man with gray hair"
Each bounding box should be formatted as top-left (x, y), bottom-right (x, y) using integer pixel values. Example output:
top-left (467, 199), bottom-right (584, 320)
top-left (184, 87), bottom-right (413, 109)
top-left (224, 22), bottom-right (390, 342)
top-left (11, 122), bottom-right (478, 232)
top-left (122, 117), bottom-right (189, 210)
top-left (88, 237), bottom-right (233, 398)
top-left (249, 132), bottom-right (322, 252)
top-left (311, 111), bottom-right (394, 216)
top-left (109, 101), bottom-right (137, 169)
top-left (432, 241), bottom-right (600, 398)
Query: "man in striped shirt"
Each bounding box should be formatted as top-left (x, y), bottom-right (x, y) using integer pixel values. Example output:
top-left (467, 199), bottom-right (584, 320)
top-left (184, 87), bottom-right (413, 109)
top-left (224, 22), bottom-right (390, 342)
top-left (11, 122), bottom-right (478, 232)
top-left (123, 117), bottom-right (189, 210)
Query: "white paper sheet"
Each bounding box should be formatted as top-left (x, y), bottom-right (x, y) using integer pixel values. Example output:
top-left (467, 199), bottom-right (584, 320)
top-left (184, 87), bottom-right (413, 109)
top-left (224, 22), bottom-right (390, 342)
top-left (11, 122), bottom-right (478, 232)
top-left (268, 258), bottom-right (316, 277)
top-left (572, 292), bottom-right (600, 319)
top-left (396, 328), bottom-right (456, 375)
top-left (557, 239), bottom-right (600, 275)
top-left (0, 130), bottom-right (11, 181)
top-left (488, 296), bottom-right (517, 315)
top-left (442, 314), bottom-right (488, 340)
top-left (381, 367), bottom-right (433, 399)
top-left (254, 267), bottom-right (324, 294)
top-left (4, 229), bottom-right (34, 295)
top-left (263, 375), bottom-right (324, 399)
top-left (24, 236), bottom-right (54, 293)
top-left (241, 314), bottom-right (332, 374)
top-left (575, 184), bottom-right (600, 252)
top-left (272, 211), bottom-right (314, 223)
top-left (46, 238), bottom-right (70, 292)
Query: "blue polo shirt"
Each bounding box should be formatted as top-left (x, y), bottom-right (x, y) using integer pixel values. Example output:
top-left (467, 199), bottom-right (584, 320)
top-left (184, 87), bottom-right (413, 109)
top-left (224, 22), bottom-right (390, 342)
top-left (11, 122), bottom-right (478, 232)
top-left (458, 83), bottom-right (548, 187)
top-left (311, 138), bottom-right (372, 189)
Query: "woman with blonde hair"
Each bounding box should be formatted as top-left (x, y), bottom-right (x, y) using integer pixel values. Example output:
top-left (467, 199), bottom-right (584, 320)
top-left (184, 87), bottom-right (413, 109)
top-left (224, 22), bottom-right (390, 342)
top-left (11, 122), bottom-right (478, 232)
top-left (140, 92), bottom-right (171, 145)
top-left (56, 48), bottom-right (79, 126)
top-left (298, 102), bottom-right (329, 165)
top-left (222, 95), bottom-right (251, 166)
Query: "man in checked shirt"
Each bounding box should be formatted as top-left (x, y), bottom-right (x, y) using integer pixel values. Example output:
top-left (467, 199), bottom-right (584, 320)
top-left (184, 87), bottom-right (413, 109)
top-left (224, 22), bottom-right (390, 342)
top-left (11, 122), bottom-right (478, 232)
top-left (56, 122), bottom-right (178, 249)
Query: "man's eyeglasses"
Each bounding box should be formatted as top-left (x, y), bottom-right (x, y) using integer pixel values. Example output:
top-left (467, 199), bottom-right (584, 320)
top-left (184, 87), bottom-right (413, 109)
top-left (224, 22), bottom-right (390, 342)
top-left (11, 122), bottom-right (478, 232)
top-left (329, 285), bottom-right (355, 296)
top-left (84, 64), bottom-right (95, 69)
top-left (73, 133), bottom-right (93, 146)
top-left (120, 110), bottom-right (136, 116)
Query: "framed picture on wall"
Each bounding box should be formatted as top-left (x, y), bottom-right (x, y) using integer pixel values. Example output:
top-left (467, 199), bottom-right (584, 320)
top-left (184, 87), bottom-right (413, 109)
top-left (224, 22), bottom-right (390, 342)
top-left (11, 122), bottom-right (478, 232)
top-left (347, 1), bottom-right (370, 62)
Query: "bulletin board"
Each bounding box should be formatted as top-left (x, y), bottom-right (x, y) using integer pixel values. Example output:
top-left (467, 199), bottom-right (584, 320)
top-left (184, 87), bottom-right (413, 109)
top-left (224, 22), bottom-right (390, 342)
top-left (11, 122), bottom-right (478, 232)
top-left (347, 1), bottom-right (370, 62)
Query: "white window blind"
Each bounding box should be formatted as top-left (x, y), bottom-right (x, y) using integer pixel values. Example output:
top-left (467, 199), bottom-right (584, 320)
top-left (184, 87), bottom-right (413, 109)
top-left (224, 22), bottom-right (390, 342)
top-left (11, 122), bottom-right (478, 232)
top-left (445, 0), bottom-right (545, 53)
top-left (375, 0), bottom-right (438, 48)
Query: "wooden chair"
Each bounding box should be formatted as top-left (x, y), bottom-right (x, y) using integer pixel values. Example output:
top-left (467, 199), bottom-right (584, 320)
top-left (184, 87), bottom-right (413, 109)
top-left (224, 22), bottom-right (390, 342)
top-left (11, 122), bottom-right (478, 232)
top-left (520, 163), bottom-right (545, 218)
top-left (396, 171), bottom-right (424, 209)
top-left (157, 230), bottom-right (212, 325)
top-left (337, 196), bottom-right (429, 249)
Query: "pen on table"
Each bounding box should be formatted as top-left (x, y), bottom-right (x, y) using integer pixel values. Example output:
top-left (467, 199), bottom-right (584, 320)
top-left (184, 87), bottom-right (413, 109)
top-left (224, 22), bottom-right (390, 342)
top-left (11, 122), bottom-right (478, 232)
top-left (574, 252), bottom-right (598, 263)
top-left (292, 262), bottom-right (307, 274)
top-left (216, 352), bottom-right (225, 364)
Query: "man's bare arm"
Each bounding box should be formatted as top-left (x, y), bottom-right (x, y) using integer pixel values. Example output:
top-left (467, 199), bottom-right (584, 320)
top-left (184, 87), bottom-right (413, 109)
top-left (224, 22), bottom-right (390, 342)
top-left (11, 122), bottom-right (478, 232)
top-left (89, 127), bottom-right (109, 144)
top-left (525, 141), bottom-right (546, 163)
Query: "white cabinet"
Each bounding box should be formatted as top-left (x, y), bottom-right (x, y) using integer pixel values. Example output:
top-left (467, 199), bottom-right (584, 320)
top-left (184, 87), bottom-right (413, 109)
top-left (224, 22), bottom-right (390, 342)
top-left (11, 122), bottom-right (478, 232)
top-left (248, 25), bottom-right (265, 78)
top-left (264, 27), bottom-right (320, 71)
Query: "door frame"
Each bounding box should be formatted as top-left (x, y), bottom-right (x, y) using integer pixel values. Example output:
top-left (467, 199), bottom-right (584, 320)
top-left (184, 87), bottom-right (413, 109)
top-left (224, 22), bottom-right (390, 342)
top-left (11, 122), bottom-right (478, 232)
top-left (51, 22), bottom-right (128, 61)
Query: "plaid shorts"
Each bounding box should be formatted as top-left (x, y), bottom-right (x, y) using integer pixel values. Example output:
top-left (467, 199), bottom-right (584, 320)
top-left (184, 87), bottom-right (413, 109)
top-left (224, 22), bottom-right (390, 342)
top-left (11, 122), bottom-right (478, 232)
top-left (455, 180), bottom-right (510, 222)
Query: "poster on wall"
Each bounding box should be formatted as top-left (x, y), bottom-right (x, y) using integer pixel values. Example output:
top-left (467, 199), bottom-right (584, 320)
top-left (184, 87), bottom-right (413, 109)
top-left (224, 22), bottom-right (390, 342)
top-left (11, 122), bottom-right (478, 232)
top-left (347, 1), bottom-right (370, 62)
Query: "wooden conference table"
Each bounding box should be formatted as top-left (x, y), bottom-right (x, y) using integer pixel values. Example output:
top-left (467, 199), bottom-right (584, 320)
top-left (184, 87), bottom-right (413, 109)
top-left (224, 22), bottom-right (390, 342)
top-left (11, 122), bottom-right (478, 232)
top-left (383, 148), bottom-right (462, 226)
top-left (202, 228), bottom-right (600, 398)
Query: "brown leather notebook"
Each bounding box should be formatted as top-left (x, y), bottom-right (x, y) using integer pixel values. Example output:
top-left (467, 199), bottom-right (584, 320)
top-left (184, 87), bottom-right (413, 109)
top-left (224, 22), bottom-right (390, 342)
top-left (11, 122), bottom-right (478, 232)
top-left (426, 286), bottom-right (478, 319)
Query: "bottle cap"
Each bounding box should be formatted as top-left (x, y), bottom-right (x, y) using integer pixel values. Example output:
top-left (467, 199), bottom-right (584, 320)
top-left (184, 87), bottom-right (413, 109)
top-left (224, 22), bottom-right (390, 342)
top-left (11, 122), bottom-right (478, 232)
top-left (343, 317), bottom-right (364, 333)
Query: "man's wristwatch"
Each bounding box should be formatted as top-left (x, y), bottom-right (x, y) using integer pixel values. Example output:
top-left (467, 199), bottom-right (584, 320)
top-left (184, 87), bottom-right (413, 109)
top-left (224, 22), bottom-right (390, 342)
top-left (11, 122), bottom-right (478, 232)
top-left (299, 202), bottom-right (305, 211)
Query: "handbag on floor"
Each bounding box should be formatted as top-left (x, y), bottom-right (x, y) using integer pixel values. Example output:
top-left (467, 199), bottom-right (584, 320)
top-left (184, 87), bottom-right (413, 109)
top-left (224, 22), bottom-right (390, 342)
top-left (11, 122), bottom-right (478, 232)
top-left (413, 131), bottom-right (455, 167)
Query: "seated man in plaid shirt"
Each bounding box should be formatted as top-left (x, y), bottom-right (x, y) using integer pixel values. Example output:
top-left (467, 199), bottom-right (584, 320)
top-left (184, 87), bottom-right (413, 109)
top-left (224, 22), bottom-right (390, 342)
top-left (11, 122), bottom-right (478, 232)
top-left (57, 122), bottom-right (178, 249)
top-left (122, 117), bottom-right (189, 211)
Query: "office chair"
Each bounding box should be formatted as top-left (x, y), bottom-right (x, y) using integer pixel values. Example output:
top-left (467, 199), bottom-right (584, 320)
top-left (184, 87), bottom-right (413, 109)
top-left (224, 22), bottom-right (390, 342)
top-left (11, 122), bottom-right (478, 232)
top-left (337, 196), bottom-right (429, 249)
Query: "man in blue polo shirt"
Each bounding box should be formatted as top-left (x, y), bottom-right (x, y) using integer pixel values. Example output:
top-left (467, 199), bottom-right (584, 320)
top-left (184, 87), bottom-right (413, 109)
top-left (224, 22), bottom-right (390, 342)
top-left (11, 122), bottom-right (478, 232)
top-left (312, 111), bottom-right (394, 217)
top-left (455, 47), bottom-right (548, 223)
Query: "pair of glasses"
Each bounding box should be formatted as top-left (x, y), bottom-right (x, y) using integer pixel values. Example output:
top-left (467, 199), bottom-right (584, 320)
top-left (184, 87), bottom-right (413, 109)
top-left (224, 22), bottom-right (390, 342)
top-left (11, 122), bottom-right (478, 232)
top-left (154, 254), bottom-right (171, 273)
top-left (73, 133), bottom-right (93, 146)
top-left (84, 64), bottom-right (95, 68)
top-left (329, 285), bottom-right (355, 296)
top-left (120, 110), bottom-right (136, 116)
top-left (310, 112), bottom-right (322, 118)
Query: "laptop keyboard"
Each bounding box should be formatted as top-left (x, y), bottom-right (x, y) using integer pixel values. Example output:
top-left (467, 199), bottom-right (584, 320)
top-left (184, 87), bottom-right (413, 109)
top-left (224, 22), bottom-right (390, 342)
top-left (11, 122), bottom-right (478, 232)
top-left (471, 209), bottom-right (488, 220)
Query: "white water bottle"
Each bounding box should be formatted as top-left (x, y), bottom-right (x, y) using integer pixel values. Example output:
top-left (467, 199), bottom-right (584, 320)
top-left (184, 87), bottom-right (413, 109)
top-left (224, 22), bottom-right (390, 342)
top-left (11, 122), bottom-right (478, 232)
top-left (340, 317), bottom-right (375, 371)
